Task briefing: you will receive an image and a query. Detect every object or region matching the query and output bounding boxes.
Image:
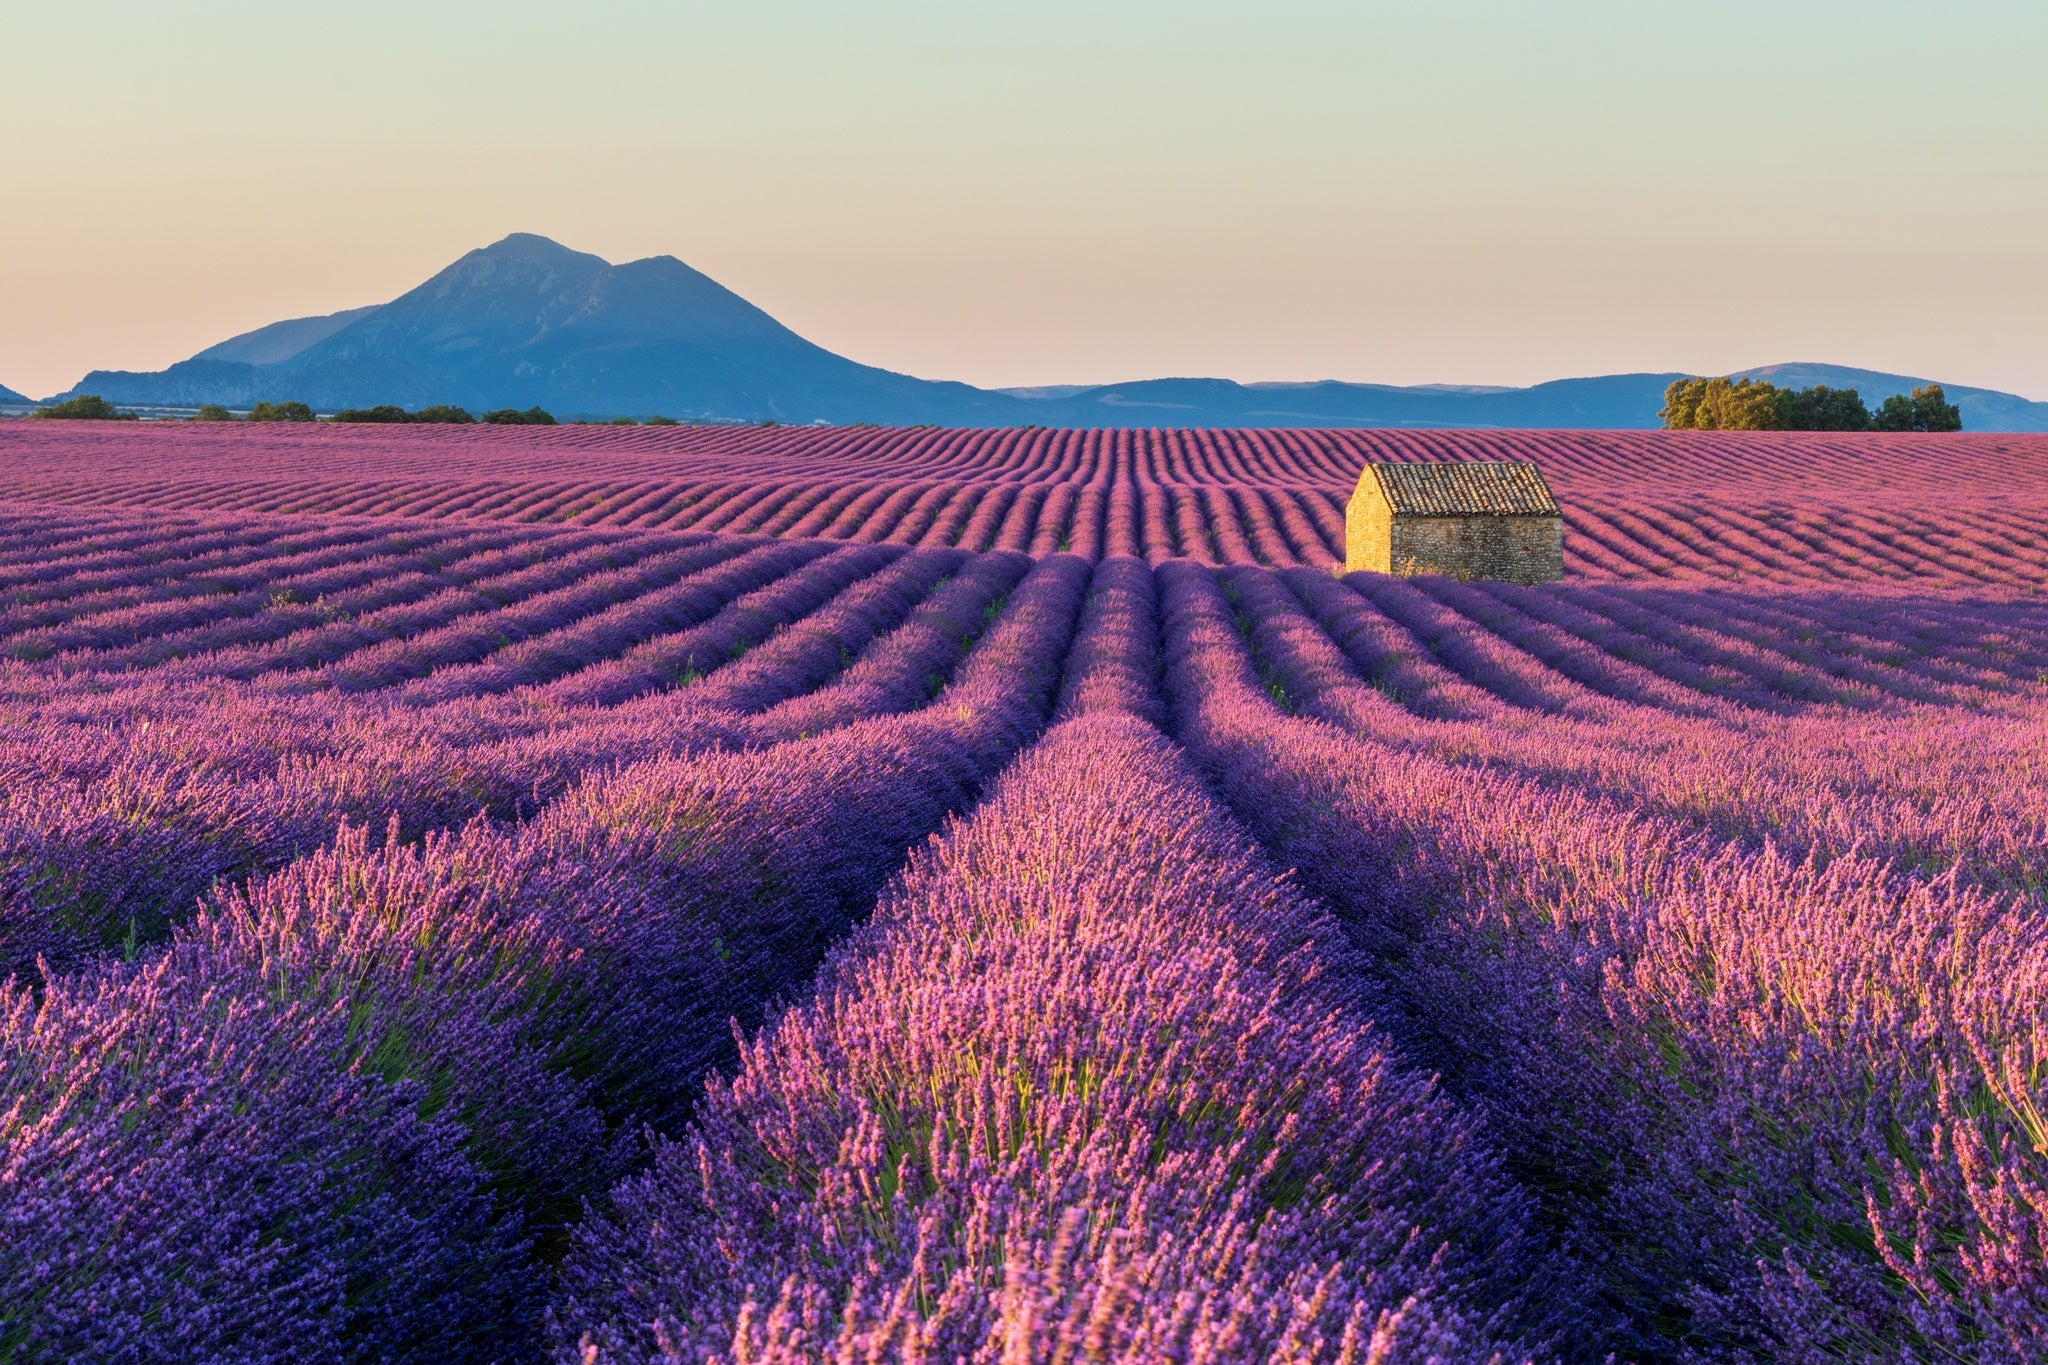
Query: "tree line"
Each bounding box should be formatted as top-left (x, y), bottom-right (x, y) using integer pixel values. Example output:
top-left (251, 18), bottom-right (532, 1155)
top-left (30, 395), bottom-right (140, 421)
top-left (289, 404), bottom-right (682, 426)
top-left (1661, 377), bottom-right (1963, 431)
top-left (196, 401), bottom-right (317, 422)
top-left (28, 398), bottom-right (686, 425)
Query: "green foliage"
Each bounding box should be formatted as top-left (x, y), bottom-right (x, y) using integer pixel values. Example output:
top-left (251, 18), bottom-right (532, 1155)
top-left (1775, 384), bottom-right (1870, 431)
top-left (1919, 385), bottom-right (1963, 432)
top-left (1873, 384), bottom-right (1963, 432)
top-left (607, 416), bottom-right (637, 426)
top-left (1660, 377), bottom-right (1784, 430)
top-left (644, 415), bottom-right (681, 427)
top-left (332, 404), bottom-right (475, 424)
top-left (1872, 395), bottom-right (1913, 431)
top-left (248, 400), bottom-right (315, 423)
top-left (33, 395), bottom-right (138, 421)
top-left (480, 407), bottom-right (557, 426)
top-left (192, 405), bottom-right (237, 422)
top-left (1664, 377), bottom-right (1962, 432)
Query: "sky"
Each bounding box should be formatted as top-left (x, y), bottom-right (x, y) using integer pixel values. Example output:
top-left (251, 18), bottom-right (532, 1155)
top-left (2, 0), bottom-right (2045, 401)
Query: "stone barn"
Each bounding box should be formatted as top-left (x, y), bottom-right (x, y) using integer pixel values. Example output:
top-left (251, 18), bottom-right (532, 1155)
top-left (1345, 461), bottom-right (1564, 583)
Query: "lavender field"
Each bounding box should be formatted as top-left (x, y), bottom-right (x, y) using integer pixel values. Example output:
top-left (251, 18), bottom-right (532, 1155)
top-left (2, 422), bottom-right (2046, 1363)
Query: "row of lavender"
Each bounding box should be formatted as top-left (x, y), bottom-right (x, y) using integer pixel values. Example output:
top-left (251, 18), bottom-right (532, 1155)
top-left (557, 723), bottom-right (1561, 1354)
top-left (8, 513), bottom-right (2042, 1002)
top-left (8, 502), bottom-right (2046, 995)
top-left (9, 502), bottom-right (2045, 945)
top-left (15, 467), bottom-right (2048, 584)
top-left (548, 558), bottom-right (2048, 1360)
top-left (5, 421), bottom-right (2044, 496)
top-left (1, 523), bottom-right (1042, 978)
top-left (4, 553), bottom-right (1586, 1363)
top-left (1, 553), bottom-right (1092, 1360)
top-left (5, 535), bottom-right (2048, 1358)
top-left (1, 478), bottom-right (1352, 574)
top-left (10, 503), bottom-right (2044, 711)
top-left (1159, 561), bottom-right (2048, 1359)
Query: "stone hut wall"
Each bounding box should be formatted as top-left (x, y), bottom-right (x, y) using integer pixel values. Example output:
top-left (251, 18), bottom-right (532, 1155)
top-left (1388, 514), bottom-right (1564, 584)
top-left (1344, 482), bottom-right (1395, 574)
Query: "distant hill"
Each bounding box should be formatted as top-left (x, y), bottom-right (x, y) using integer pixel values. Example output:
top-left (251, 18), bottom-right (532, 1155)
top-left (194, 305), bottom-right (381, 366)
top-left (45, 234), bottom-right (2048, 430)
top-left (58, 234), bottom-right (1022, 424)
top-left (1018, 368), bottom-right (2048, 432)
top-left (0, 381), bottom-right (29, 408)
top-left (1729, 363), bottom-right (2048, 434)
top-left (1024, 374), bottom-right (1693, 430)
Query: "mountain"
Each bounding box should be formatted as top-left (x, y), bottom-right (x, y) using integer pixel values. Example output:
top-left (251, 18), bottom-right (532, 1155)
top-left (1029, 373), bottom-right (1694, 429)
top-left (46, 234), bottom-right (2048, 429)
top-left (1021, 368), bottom-right (2048, 431)
top-left (0, 381), bottom-right (29, 408)
top-left (58, 234), bottom-right (1023, 424)
top-left (194, 305), bottom-right (381, 366)
top-left (1729, 363), bottom-right (2048, 433)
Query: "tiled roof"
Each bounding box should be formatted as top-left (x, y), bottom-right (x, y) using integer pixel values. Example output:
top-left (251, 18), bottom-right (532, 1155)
top-left (1364, 461), bottom-right (1561, 516)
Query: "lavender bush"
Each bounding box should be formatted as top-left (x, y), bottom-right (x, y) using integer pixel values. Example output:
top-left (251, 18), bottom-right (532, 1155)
top-left (554, 715), bottom-right (1560, 1363)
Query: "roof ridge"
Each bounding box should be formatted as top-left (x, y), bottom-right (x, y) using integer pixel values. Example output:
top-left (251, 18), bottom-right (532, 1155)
top-left (1362, 460), bottom-right (1561, 516)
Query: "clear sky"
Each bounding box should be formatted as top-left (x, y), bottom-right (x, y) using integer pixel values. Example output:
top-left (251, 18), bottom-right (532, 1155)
top-left (2, 1), bottom-right (2044, 400)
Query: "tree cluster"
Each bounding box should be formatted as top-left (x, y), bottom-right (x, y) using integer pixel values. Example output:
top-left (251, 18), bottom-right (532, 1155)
top-left (148, 402), bottom-right (692, 427)
top-left (1871, 388), bottom-right (1964, 432)
top-left (332, 405), bottom-right (477, 424)
top-left (33, 395), bottom-right (138, 421)
top-left (193, 401), bottom-right (317, 422)
top-left (1661, 377), bottom-right (1963, 432)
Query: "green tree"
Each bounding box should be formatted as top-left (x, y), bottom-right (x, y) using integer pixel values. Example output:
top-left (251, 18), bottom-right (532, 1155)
top-left (331, 404), bottom-right (474, 424)
top-left (1912, 384), bottom-right (1962, 432)
top-left (480, 407), bottom-right (556, 425)
top-left (1873, 384), bottom-right (1962, 432)
top-left (192, 405), bottom-right (237, 422)
top-left (33, 395), bottom-right (138, 421)
top-left (1775, 384), bottom-right (1870, 431)
top-left (644, 414), bottom-right (681, 426)
top-left (1660, 377), bottom-right (1710, 428)
top-left (248, 400), bottom-right (315, 423)
top-left (1712, 378), bottom-right (1786, 430)
top-left (1661, 376), bottom-right (1785, 430)
top-left (1664, 377), bottom-right (1906, 431)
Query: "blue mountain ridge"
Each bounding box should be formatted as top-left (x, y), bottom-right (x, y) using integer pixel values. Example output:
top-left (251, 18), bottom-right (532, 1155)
top-left (195, 305), bottom-right (381, 366)
top-left (42, 234), bottom-right (2048, 431)
top-left (0, 382), bottom-right (29, 408)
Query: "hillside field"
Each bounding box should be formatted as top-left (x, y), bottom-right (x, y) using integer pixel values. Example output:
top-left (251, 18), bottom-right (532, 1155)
top-left (1, 421), bottom-right (2046, 1362)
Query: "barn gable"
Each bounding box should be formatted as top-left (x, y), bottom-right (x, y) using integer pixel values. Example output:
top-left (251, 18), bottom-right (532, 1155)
top-left (1345, 461), bottom-right (1564, 583)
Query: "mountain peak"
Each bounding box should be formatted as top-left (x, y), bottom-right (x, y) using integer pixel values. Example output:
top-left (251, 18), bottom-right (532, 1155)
top-left (475, 232), bottom-right (608, 267)
top-left (37, 235), bottom-right (2048, 429)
